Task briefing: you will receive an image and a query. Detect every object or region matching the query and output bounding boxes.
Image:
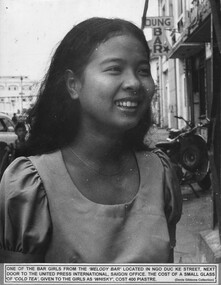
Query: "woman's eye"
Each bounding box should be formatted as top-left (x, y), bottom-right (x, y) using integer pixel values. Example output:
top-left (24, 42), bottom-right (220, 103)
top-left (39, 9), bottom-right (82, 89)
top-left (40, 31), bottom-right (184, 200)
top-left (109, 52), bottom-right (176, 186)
top-left (105, 66), bottom-right (122, 74)
top-left (138, 67), bottom-right (151, 76)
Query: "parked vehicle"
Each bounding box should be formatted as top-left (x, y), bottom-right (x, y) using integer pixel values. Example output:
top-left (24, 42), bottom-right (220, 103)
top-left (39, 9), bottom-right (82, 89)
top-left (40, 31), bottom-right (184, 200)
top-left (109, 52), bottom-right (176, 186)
top-left (0, 113), bottom-right (17, 178)
top-left (167, 117), bottom-right (194, 140)
top-left (0, 112), bottom-right (17, 144)
top-left (156, 115), bottom-right (211, 194)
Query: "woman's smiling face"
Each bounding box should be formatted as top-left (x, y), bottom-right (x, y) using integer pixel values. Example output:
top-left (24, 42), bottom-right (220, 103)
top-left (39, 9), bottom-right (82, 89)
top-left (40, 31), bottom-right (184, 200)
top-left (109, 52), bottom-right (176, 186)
top-left (75, 34), bottom-right (155, 134)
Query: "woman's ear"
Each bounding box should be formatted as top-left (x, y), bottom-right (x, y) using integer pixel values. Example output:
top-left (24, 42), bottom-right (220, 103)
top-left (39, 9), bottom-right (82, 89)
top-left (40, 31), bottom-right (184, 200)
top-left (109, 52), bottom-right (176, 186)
top-left (65, 69), bottom-right (81, 100)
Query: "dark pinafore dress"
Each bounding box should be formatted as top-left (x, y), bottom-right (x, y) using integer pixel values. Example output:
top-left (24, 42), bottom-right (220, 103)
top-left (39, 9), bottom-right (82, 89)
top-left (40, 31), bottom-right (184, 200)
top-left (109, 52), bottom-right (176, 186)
top-left (0, 149), bottom-right (182, 263)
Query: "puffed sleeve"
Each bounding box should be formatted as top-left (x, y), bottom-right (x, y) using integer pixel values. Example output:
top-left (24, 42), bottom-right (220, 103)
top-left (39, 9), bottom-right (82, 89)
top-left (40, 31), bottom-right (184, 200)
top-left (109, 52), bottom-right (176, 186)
top-left (0, 157), bottom-right (52, 263)
top-left (153, 149), bottom-right (182, 247)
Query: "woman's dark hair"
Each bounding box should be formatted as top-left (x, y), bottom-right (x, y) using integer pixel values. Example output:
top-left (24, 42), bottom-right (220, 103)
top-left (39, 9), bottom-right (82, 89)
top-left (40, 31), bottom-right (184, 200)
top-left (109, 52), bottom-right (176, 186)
top-left (26, 17), bottom-right (152, 155)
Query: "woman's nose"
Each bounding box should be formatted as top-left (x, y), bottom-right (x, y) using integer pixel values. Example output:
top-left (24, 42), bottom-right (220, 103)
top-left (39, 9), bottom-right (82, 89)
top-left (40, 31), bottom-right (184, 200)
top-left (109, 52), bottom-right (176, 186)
top-left (122, 71), bottom-right (140, 91)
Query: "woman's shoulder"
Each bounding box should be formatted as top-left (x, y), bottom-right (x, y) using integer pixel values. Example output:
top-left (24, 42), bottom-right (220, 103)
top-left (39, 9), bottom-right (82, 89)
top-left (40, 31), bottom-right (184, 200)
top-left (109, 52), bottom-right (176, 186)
top-left (1, 156), bottom-right (45, 199)
top-left (5, 155), bottom-right (40, 176)
top-left (0, 156), bottom-right (52, 262)
top-left (137, 149), bottom-right (182, 226)
top-left (4, 150), bottom-right (60, 180)
top-left (136, 148), bottom-right (172, 168)
top-left (151, 148), bottom-right (172, 167)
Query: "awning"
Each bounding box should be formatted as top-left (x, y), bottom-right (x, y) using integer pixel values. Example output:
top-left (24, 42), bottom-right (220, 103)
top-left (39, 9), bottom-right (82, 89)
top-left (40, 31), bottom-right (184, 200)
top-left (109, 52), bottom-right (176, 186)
top-left (169, 15), bottom-right (211, 59)
top-left (186, 16), bottom-right (211, 43)
top-left (169, 43), bottom-right (205, 59)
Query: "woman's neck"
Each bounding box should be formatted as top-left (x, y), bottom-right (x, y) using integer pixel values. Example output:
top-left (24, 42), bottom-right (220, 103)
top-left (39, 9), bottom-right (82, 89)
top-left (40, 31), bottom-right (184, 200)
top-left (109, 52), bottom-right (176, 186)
top-left (69, 128), bottom-right (128, 163)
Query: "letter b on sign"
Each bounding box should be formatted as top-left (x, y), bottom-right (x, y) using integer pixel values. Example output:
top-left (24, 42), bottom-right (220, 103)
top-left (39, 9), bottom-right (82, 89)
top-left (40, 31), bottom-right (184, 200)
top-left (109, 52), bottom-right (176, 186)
top-left (153, 28), bottom-right (162, 36)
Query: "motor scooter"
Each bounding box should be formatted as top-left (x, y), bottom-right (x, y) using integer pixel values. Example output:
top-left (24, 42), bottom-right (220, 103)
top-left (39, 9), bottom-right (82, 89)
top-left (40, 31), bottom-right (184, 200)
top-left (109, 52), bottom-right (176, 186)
top-left (156, 115), bottom-right (211, 196)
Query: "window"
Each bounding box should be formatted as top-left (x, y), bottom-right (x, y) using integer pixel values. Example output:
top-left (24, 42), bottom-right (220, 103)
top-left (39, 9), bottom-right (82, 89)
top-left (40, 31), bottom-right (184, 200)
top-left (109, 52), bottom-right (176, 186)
top-left (177, 18), bottom-right (184, 33)
top-left (8, 85), bottom-right (18, 91)
top-left (178, 0), bottom-right (183, 17)
top-left (169, 0), bottom-right (173, 16)
top-left (22, 85), bottom-right (31, 90)
top-left (162, 4), bottom-right (166, 16)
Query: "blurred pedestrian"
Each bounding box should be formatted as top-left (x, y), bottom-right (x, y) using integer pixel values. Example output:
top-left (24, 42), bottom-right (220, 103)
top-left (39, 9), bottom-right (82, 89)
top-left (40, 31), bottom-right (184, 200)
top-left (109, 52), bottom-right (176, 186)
top-left (11, 113), bottom-right (18, 125)
top-left (0, 17), bottom-right (182, 263)
top-left (14, 122), bottom-right (27, 157)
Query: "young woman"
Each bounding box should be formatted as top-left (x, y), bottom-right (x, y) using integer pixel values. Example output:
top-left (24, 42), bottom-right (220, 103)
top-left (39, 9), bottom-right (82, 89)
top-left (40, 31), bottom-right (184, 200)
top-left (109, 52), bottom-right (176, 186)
top-left (0, 17), bottom-right (182, 263)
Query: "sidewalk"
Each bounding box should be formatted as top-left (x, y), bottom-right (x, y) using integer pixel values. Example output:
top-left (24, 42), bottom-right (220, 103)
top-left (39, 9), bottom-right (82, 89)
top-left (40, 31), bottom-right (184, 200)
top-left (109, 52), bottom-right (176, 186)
top-left (174, 185), bottom-right (213, 263)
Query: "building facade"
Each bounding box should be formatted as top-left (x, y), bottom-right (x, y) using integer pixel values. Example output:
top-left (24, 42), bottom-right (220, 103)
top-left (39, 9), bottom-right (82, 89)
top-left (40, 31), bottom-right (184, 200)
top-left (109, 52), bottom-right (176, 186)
top-left (0, 76), bottom-right (38, 116)
top-left (144, 0), bottom-right (221, 262)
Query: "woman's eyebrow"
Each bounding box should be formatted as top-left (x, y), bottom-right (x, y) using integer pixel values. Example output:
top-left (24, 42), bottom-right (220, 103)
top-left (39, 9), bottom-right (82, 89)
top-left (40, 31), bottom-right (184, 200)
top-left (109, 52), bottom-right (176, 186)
top-left (100, 58), bottom-right (125, 65)
top-left (100, 58), bottom-right (150, 65)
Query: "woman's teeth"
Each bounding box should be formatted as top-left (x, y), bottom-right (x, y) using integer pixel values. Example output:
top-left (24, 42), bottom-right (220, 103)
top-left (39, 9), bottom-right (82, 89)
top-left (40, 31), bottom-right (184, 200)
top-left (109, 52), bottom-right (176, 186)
top-left (115, 101), bottom-right (138, 107)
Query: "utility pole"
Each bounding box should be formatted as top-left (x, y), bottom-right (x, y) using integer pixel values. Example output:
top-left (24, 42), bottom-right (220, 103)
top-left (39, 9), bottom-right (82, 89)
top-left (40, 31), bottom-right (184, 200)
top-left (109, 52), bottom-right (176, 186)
top-left (19, 76), bottom-right (28, 113)
top-left (141, 0), bottom-right (149, 30)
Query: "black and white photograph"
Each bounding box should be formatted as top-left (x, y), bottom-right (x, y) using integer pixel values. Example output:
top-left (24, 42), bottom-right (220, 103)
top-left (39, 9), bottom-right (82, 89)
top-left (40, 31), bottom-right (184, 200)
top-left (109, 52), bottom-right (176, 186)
top-left (0, 0), bottom-right (221, 284)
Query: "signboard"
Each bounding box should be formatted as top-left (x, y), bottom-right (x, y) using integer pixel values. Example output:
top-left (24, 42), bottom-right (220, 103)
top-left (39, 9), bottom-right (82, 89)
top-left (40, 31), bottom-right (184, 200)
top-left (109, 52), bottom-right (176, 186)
top-left (145, 17), bottom-right (173, 56)
top-left (145, 16), bottom-right (173, 28)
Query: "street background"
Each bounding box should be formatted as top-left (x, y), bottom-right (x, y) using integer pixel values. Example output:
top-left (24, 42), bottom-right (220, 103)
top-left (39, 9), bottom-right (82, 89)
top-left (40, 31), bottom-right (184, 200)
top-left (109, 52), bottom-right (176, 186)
top-left (147, 126), bottom-right (213, 263)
